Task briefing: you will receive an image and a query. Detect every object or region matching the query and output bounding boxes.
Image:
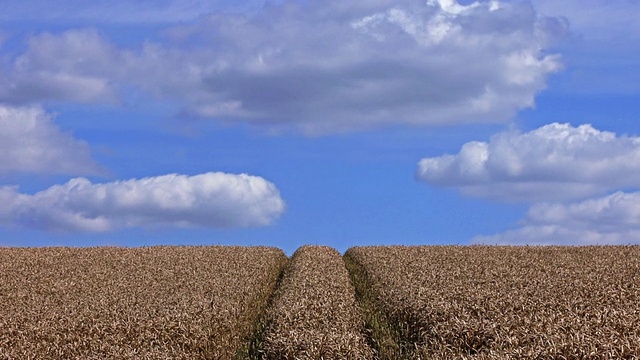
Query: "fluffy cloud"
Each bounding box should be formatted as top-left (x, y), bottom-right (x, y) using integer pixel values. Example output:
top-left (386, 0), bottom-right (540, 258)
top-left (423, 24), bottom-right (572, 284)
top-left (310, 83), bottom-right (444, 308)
top-left (0, 172), bottom-right (285, 232)
top-left (474, 191), bottom-right (640, 245)
top-left (0, 0), bottom-right (566, 134)
top-left (417, 123), bottom-right (640, 202)
top-left (0, 104), bottom-right (102, 175)
top-left (0, 30), bottom-right (125, 104)
top-left (424, 122), bottom-right (640, 245)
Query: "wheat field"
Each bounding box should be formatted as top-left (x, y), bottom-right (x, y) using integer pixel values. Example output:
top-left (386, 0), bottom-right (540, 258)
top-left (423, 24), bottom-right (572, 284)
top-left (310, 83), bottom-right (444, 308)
top-left (1, 245), bottom-right (638, 359)
top-left (345, 246), bottom-right (640, 359)
top-left (0, 246), bottom-right (286, 359)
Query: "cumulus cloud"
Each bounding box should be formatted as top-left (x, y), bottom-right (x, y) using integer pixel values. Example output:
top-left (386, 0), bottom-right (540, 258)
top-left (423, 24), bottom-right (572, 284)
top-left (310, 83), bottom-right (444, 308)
top-left (0, 30), bottom-right (125, 104)
top-left (417, 123), bottom-right (640, 202)
top-left (474, 191), bottom-right (640, 245)
top-left (0, 172), bottom-right (285, 232)
top-left (0, 104), bottom-right (102, 175)
top-left (425, 122), bottom-right (640, 245)
top-left (0, 0), bottom-right (566, 134)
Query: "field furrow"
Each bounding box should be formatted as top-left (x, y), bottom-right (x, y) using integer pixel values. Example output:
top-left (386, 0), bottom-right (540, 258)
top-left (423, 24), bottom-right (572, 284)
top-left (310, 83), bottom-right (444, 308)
top-left (0, 246), bottom-right (287, 359)
top-left (260, 245), bottom-right (373, 359)
top-left (346, 246), bottom-right (640, 359)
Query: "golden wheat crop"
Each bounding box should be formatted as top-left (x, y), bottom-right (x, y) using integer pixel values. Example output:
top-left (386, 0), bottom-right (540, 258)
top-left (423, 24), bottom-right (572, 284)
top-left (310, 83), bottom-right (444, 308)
top-left (0, 246), bottom-right (286, 359)
top-left (260, 245), bottom-right (373, 359)
top-left (346, 246), bottom-right (640, 359)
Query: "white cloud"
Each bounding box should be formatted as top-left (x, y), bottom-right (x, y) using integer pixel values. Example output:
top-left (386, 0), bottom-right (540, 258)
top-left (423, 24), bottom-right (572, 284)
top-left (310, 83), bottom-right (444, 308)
top-left (433, 122), bottom-right (640, 245)
top-left (0, 30), bottom-right (125, 104)
top-left (474, 191), bottom-right (640, 245)
top-left (0, 172), bottom-right (285, 232)
top-left (0, 104), bottom-right (102, 175)
top-left (417, 123), bottom-right (640, 202)
top-left (0, 0), bottom-right (566, 134)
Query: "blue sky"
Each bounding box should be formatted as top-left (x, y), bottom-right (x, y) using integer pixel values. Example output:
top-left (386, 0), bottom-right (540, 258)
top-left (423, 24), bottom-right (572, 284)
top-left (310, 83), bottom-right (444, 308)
top-left (1, 0), bottom-right (639, 254)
